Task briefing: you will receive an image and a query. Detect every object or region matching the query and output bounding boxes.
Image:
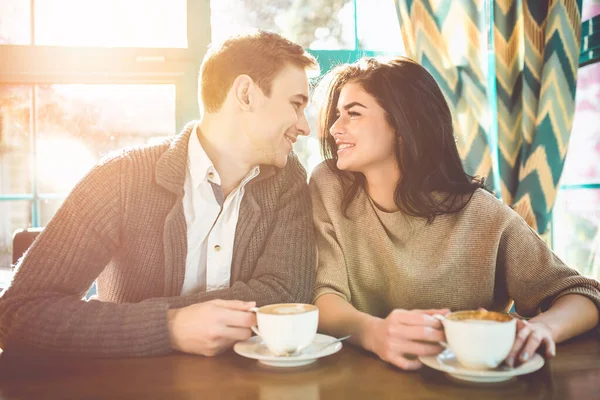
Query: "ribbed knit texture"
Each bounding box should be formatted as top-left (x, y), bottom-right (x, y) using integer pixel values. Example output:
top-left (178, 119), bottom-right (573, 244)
top-left (310, 162), bottom-right (600, 319)
top-left (0, 122), bottom-right (316, 357)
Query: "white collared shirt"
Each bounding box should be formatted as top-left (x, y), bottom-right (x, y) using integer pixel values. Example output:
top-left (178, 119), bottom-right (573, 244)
top-left (180, 124), bottom-right (260, 295)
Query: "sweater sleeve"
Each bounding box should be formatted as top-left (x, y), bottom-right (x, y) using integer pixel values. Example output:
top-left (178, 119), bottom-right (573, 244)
top-left (309, 166), bottom-right (352, 304)
top-left (165, 156), bottom-right (316, 309)
top-left (499, 213), bottom-right (600, 318)
top-left (0, 155), bottom-right (172, 357)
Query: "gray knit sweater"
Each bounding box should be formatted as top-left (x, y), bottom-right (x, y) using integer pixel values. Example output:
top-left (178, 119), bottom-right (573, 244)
top-left (0, 122), bottom-right (316, 357)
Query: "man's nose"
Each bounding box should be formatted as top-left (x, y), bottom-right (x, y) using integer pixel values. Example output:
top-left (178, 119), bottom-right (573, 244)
top-left (297, 113), bottom-right (310, 136)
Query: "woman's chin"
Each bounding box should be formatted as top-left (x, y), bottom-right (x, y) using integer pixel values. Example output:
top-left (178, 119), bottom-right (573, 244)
top-left (336, 160), bottom-right (349, 171)
top-left (336, 159), bottom-right (359, 173)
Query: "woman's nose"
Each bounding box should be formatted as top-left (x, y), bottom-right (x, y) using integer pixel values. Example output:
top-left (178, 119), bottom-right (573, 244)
top-left (329, 119), bottom-right (343, 137)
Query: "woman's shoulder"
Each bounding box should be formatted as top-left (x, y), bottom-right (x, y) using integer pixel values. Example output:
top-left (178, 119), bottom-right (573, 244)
top-left (310, 161), bottom-right (344, 190)
top-left (465, 188), bottom-right (522, 224)
top-left (309, 161), bottom-right (348, 205)
top-left (310, 160), bottom-right (338, 182)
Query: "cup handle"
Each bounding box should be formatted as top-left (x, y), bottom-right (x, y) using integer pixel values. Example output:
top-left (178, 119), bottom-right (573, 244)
top-left (248, 307), bottom-right (261, 337)
top-left (432, 314), bottom-right (448, 348)
top-left (251, 325), bottom-right (261, 337)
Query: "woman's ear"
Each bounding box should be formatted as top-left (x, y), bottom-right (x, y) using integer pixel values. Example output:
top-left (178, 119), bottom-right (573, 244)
top-left (396, 134), bottom-right (404, 148)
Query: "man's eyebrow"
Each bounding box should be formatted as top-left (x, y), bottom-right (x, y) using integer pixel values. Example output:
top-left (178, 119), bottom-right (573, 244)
top-left (292, 94), bottom-right (309, 104)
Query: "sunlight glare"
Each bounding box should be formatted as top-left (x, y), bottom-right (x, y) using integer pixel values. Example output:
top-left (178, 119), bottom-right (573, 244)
top-left (37, 137), bottom-right (97, 193)
top-left (34, 0), bottom-right (187, 48)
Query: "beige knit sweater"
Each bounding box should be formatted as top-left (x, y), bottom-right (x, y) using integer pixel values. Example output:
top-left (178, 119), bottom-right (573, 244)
top-left (310, 162), bottom-right (600, 319)
top-left (0, 122), bottom-right (316, 357)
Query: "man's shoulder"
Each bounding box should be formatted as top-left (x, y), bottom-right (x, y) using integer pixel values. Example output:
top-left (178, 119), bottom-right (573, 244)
top-left (98, 137), bottom-right (174, 168)
top-left (282, 152), bottom-right (308, 181)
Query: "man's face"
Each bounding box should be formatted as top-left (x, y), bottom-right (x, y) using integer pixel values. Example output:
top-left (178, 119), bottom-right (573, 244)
top-left (247, 64), bottom-right (310, 168)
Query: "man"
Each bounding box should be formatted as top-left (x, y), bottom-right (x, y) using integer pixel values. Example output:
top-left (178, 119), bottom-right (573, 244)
top-left (0, 30), bottom-right (318, 357)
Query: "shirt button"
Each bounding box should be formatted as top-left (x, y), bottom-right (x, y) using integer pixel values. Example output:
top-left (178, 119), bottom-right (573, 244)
top-left (208, 172), bottom-right (215, 180)
top-left (214, 245), bottom-right (221, 252)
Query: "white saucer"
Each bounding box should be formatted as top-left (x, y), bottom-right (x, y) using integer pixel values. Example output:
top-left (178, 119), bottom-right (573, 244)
top-left (420, 350), bottom-right (545, 383)
top-left (233, 333), bottom-right (343, 367)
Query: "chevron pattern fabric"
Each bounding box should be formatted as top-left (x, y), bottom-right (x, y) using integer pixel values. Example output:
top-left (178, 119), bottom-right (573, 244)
top-left (495, 0), bottom-right (582, 233)
top-left (395, 0), bottom-right (582, 234)
top-left (395, 0), bottom-right (496, 189)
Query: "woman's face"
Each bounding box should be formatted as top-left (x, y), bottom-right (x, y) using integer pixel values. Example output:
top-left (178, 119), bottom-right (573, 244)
top-left (329, 82), bottom-right (398, 174)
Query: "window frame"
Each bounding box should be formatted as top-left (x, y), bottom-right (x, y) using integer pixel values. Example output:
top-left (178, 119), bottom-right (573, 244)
top-left (0, 0), bottom-right (209, 228)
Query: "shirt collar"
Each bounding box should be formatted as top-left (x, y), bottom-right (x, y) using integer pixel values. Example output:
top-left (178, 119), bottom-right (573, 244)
top-left (187, 122), bottom-right (260, 189)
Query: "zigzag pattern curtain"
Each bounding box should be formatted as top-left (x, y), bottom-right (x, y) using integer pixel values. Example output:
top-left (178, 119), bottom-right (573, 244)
top-left (395, 0), bottom-right (583, 234)
top-left (395, 0), bottom-right (496, 189)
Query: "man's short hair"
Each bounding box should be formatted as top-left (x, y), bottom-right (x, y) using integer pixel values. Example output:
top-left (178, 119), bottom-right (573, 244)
top-left (199, 30), bottom-right (318, 113)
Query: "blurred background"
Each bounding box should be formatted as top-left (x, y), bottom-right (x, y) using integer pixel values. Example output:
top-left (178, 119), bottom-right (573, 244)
top-left (0, 0), bottom-right (598, 282)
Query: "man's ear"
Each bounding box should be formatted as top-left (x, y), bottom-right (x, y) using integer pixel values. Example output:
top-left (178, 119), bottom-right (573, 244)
top-left (231, 74), bottom-right (255, 111)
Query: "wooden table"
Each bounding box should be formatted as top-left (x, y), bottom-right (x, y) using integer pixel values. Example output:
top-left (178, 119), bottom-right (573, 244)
top-left (0, 333), bottom-right (598, 400)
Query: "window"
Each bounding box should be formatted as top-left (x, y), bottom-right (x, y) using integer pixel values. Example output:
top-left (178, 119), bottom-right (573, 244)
top-left (552, 0), bottom-right (600, 279)
top-left (0, 86), bottom-right (32, 195)
top-left (552, 61), bottom-right (600, 279)
top-left (210, 0), bottom-right (355, 50)
top-left (0, 201), bottom-right (30, 269)
top-left (0, 1), bottom-right (205, 270)
top-left (356, 0), bottom-right (404, 52)
top-left (34, 0), bottom-right (188, 48)
top-left (35, 84), bottom-right (176, 194)
top-left (0, 0), bottom-right (31, 45)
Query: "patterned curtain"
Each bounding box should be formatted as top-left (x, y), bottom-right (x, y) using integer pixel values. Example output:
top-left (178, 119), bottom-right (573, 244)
top-left (395, 0), bottom-right (496, 189)
top-left (395, 0), bottom-right (583, 234)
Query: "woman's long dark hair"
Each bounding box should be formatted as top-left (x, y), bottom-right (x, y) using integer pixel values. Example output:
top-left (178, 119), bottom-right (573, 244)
top-left (318, 57), bottom-right (486, 223)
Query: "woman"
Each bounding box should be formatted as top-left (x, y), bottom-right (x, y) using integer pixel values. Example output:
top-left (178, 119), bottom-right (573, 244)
top-left (310, 57), bottom-right (600, 371)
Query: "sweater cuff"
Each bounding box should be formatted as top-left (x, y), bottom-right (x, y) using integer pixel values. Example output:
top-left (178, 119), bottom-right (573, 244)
top-left (125, 300), bottom-right (174, 357)
top-left (544, 285), bottom-right (600, 317)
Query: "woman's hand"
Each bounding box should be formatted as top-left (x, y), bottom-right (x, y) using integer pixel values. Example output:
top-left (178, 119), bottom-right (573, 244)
top-left (505, 319), bottom-right (556, 367)
top-left (365, 308), bottom-right (449, 370)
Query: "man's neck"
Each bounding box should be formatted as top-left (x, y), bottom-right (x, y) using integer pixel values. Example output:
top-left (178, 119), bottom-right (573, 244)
top-left (198, 117), bottom-right (256, 197)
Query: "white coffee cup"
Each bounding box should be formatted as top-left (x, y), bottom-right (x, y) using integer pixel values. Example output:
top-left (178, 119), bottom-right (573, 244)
top-left (250, 303), bottom-right (319, 356)
top-left (440, 310), bottom-right (517, 370)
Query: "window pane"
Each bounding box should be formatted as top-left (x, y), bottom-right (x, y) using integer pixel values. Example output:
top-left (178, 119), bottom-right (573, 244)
top-left (294, 75), bottom-right (334, 175)
top-left (561, 63), bottom-right (600, 185)
top-left (34, 0), bottom-right (187, 48)
top-left (210, 0), bottom-right (356, 50)
top-left (0, 201), bottom-right (31, 270)
top-left (294, 135), bottom-right (322, 177)
top-left (582, 0), bottom-right (599, 20)
top-left (0, 86), bottom-right (32, 194)
top-left (553, 189), bottom-right (600, 280)
top-left (40, 199), bottom-right (65, 227)
top-left (356, 0), bottom-right (404, 52)
top-left (0, 0), bottom-right (31, 45)
top-left (36, 84), bottom-right (176, 193)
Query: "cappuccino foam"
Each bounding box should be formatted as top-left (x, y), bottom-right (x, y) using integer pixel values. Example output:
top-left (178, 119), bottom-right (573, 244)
top-left (273, 305), bottom-right (309, 314)
top-left (260, 303), bottom-right (316, 315)
top-left (462, 319), bottom-right (502, 325)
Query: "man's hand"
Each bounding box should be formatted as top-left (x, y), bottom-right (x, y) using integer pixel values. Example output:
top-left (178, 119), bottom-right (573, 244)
top-left (365, 308), bottom-right (449, 370)
top-left (167, 299), bottom-right (257, 356)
